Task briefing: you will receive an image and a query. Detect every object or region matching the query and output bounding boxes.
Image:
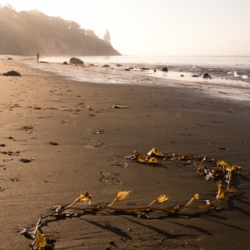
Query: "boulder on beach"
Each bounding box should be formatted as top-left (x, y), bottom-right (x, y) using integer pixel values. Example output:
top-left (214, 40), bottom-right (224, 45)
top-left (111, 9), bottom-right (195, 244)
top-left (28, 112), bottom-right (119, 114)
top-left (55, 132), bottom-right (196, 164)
top-left (69, 57), bottom-right (84, 65)
top-left (63, 61), bottom-right (68, 65)
top-left (3, 70), bottom-right (21, 76)
top-left (162, 67), bottom-right (168, 72)
top-left (202, 73), bottom-right (212, 79)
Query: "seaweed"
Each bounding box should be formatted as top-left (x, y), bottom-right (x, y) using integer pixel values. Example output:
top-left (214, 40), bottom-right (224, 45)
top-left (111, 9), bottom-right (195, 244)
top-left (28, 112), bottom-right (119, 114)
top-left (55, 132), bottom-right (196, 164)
top-left (19, 148), bottom-right (244, 249)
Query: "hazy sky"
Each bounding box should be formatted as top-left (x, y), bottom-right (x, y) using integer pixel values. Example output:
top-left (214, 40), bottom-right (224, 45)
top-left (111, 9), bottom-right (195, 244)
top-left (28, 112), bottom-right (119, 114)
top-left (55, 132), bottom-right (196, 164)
top-left (1, 0), bottom-right (250, 56)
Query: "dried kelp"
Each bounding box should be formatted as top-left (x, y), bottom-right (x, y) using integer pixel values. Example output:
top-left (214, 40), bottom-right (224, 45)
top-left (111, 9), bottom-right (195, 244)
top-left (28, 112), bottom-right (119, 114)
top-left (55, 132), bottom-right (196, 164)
top-left (20, 148), bottom-right (244, 250)
top-left (20, 182), bottom-right (233, 249)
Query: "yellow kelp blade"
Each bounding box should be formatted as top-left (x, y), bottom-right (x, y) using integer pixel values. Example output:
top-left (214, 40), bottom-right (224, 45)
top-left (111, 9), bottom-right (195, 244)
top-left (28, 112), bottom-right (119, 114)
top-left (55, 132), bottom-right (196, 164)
top-left (109, 190), bottom-right (132, 207)
top-left (218, 160), bottom-right (235, 172)
top-left (137, 155), bottom-right (148, 163)
top-left (148, 194), bottom-right (169, 207)
top-left (36, 232), bottom-right (47, 250)
top-left (137, 155), bottom-right (157, 164)
top-left (183, 194), bottom-right (199, 207)
top-left (216, 182), bottom-right (225, 200)
top-left (117, 190), bottom-right (132, 201)
top-left (79, 191), bottom-right (92, 204)
top-left (148, 157), bottom-right (158, 164)
top-left (151, 148), bottom-right (165, 157)
top-left (157, 194), bottom-right (169, 203)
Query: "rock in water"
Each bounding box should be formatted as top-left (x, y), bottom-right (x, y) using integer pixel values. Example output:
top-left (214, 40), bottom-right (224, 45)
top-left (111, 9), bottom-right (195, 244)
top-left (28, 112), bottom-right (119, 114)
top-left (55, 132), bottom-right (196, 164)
top-left (162, 67), bottom-right (168, 72)
top-left (3, 70), bottom-right (21, 76)
top-left (202, 73), bottom-right (212, 79)
top-left (69, 57), bottom-right (84, 65)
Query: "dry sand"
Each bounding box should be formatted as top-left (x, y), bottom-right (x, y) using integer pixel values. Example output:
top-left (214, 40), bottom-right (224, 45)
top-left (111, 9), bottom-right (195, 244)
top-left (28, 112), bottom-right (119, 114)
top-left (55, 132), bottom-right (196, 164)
top-left (0, 57), bottom-right (250, 250)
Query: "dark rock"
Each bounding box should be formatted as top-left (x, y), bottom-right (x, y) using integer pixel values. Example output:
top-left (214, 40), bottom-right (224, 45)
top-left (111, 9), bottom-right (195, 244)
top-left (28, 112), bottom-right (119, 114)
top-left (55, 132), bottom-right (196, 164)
top-left (116, 64), bottom-right (122, 67)
top-left (103, 64), bottom-right (110, 67)
top-left (63, 61), bottom-right (68, 65)
top-left (7, 57), bottom-right (13, 60)
top-left (39, 61), bottom-right (49, 63)
top-left (203, 73), bottom-right (212, 79)
top-left (192, 74), bottom-right (200, 77)
top-left (141, 67), bottom-right (150, 71)
top-left (3, 70), bottom-right (21, 76)
top-left (162, 67), bottom-right (168, 72)
top-left (49, 142), bottom-right (59, 146)
top-left (69, 57), bottom-right (84, 65)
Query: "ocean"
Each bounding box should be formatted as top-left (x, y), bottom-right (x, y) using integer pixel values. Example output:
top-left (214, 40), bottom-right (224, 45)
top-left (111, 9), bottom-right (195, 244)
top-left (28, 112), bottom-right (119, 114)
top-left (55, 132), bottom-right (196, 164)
top-left (23, 55), bottom-right (250, 102)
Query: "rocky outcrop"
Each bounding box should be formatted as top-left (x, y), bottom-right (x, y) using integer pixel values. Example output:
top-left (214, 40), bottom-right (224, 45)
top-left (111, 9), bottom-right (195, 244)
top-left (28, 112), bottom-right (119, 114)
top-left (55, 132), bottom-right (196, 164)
top-left (3, 70), bottom-right (21, 76)
top-left (0, 5), bottom-right (121, 56)
top-left (69, 57), bottom-right (84, 65)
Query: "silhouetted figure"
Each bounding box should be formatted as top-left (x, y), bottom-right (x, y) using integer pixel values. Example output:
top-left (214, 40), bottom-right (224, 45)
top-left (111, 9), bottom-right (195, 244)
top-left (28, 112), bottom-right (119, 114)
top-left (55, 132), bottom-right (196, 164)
top-left (37, 53), bottom-right (39, 63)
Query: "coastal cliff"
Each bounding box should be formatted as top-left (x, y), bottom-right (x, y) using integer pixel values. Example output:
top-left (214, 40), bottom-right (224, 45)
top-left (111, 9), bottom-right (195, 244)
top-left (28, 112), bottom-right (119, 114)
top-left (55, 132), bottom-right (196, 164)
top-left (0, 5), bottom-right (121, 56)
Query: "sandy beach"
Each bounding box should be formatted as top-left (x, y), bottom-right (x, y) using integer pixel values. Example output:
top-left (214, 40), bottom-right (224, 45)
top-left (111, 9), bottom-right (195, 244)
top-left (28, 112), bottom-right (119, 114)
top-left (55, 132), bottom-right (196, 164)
top-left (0, 57), bottom-right (250, 250)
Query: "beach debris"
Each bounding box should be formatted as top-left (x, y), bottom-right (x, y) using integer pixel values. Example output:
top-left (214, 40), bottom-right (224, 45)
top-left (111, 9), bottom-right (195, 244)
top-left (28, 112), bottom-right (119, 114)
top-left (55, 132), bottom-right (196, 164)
top-left (219, 147), bottom-right (228, 150)
top-left (86, 105), bottom-right (92, 110)
top-left (20, 125), bottom-right (34, 131)
top-left (162, 67), bottom-right (168, 72)
top-left (202, 73), bottom-right (212, 79)
top-left (92, 129), bottom-right (105, 134)
top-left (0, 151), bottom-right (20, 156)
top-left (112, 105), bottom-right (129, 109)
top-left (69, 57), bottom-right (84, 65)
top-left (19, 147), bottom-right (245, 249)
top-left (3, 70), bottom-right (21, 76)
top-left (147, 148), bottom-right (165, 157)
top-left (20, 183), bottom-right (228, 249)
top-left (20, 158), bottom-right (34, 163)
top-left (49, 142), bottom-right (59, 146)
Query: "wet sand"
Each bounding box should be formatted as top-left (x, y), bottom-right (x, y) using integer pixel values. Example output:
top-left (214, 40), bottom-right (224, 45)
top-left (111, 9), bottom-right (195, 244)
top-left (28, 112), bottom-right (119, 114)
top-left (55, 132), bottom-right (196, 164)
top-left (0, 57), bottom-right (250, 249)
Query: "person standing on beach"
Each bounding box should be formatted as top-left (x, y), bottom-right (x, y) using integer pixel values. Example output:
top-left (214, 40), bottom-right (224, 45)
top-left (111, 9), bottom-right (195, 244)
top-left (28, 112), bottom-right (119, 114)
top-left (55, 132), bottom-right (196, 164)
top-left (37, 53), bottom-right (39, 63)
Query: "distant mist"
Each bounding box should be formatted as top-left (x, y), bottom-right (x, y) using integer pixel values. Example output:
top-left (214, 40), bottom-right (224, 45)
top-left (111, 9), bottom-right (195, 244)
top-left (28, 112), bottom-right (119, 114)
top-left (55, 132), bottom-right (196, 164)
top-left (0, 5), bottom-right (121, 56)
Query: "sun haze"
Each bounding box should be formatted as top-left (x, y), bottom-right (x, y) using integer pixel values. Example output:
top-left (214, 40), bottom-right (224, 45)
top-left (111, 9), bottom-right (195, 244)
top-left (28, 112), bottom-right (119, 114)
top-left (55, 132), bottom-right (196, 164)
top-left (1, 0), bottom-right (250, 56)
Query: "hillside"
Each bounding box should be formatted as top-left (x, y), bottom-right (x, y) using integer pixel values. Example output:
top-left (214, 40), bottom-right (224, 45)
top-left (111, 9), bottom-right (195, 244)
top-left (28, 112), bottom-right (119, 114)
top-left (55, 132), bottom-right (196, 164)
top-left (0, 5), bottom-right (121, 56)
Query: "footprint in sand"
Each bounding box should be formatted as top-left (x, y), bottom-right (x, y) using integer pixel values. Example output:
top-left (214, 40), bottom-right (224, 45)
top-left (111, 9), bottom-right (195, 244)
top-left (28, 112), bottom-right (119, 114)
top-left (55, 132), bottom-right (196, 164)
top-left (85, 139), bottom-right (105, 149)
top-left (0, 151), bottom-right (20, 156)
top-left (99, 171), bottom-right (122, 185)
top-left (109, 157), bottom-right (128, 168)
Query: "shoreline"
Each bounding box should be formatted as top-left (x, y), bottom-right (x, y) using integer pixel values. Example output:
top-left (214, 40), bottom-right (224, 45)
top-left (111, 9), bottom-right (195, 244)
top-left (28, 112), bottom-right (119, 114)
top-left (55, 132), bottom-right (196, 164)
top-left (20, 55), bottom-right (250, 104)
top-left (0, 58), bottom-right (250, 249)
